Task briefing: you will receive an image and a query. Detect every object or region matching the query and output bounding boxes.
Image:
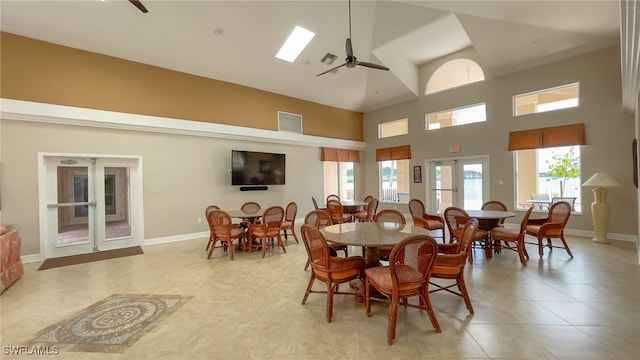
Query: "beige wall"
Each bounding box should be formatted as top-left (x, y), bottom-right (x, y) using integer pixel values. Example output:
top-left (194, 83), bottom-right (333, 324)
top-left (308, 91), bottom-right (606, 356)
top-left (363, 46), bottom-right (637, 238)
top-left (0, 32), bottom-right (363, 141)
top-left (1, 119), bottom-right (332, 255)
top-left (1, 33), bottom-right (638, 258)
top-left (0, 32), bottom-right (368, 257)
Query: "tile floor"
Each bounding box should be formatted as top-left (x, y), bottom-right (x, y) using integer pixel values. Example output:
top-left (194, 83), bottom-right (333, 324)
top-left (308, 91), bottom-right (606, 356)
top-left (1, 229), bottom-right (639, 359)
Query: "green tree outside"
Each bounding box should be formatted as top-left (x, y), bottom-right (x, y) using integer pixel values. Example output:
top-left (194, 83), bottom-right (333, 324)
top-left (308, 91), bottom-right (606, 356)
top-left (546, 148), bottom-right (580, 197)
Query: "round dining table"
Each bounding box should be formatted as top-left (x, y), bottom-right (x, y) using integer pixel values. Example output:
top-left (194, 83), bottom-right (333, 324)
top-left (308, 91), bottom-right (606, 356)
top-left (226, 208), bottom-right (265, 222)
top-left (465, 209), bottom-right (516, 259)
top-left (319, 221), bottom-right (431, 267)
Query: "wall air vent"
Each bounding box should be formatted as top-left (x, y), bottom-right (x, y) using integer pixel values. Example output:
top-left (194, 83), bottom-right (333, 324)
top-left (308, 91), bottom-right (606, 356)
top-left (321, 53), bottom-right (337, 65)
top-left (278, 111), bottom-right (303, 134)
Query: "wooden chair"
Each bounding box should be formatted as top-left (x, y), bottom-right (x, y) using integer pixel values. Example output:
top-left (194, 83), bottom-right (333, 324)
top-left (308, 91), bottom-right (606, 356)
top-left (551, 196), bottom-right (577, 211)
top-left (281, 201), bottom-right (299, 243)
top-left (312, 196), bottom-right (326, 211)
top-left (429, 218), bottom-right (479, 315)
top-left (490, 207), bottom-right (533, 265)
top-left (443, 207), bottom-right (489, 264)
top-left (365, 234), bottom-right (441, 344)
top-left (525, 201), bottom-right (573, 258)
top-left (239, 201), bottom-right (262, 228)
top-left (326, 199), bottom-right (353, 224)
top-left (248, 205), bottom-right (285, 258)
top-left (300, 224), bottom-right (366, 323)
top-left (326, 194), bottom-right (340, 203)
top-left (303, 210), bottom-right (346, 270)
top-left (205, 205), bottom-right (221, 252)
top-left (206, 209), bottom-right (246, 260)
top-left (354, 198), bottom-right (378, 222)
top-left (353, 196), bottom-right (374, 221)
top-left (480, 200), bottom-right (508, 225)
top-left (374, 209), bottom-right (406, 259)
top-left (408, 198), bottom-right (445, 240)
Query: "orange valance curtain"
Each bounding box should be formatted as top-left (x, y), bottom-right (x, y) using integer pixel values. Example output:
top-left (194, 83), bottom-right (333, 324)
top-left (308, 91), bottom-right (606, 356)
top-left (321, 147), bottom-right (360, 163)
top-left (375, 145), bottom-right (411, 161)
top-left (508, 123), bottom-right (586, 151)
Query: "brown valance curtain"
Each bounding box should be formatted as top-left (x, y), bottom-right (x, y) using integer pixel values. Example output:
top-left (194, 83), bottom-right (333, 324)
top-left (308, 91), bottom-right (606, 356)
top-left (321, 147), bottom-right (360, 163)
top-left (375, 145), bottom-right (411, 161)
top-left (508, 123), bottom-right (586, 151)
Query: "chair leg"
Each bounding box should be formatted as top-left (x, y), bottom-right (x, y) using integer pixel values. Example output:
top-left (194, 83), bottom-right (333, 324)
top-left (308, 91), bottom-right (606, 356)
top-left (420, 289), bottom-right (441, 333)
top-left (291, 229), bottom-right (299, 243)
top-left (304, 257), bottom-right (311, 271)
top-left (387, 294), bottom-right (399, 345)
top-left (457, 275), bottom-right (474, 314)
top-left (326, 281), bottom-right (334, 323)
top-left (207, 240), bottom-right (217, 259)
top-left (278, 234), bottom-right (287, 253)
top-left (516, 240), bottom-right (527, 265)
top-left (364, 279), bottom-right (372, 317)
top-left (559, 235), bottom-right (574, 258)
top-left (537, 236), bottom-right (544, 257)
top-left (261, 238), bottom-right (267, 258)
top-left (228, 240), bottom-right (234, 261)
top-left (302, 273), bottom-right (316, 305)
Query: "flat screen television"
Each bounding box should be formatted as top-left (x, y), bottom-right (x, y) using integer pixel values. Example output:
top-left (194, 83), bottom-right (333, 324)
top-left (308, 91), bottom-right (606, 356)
top-left (231, 150), bottom-right (286, 186)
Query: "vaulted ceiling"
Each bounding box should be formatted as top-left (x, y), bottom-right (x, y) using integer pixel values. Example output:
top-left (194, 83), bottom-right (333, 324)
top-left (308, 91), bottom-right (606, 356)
top-left (0, 1), bottom-right (622, 113)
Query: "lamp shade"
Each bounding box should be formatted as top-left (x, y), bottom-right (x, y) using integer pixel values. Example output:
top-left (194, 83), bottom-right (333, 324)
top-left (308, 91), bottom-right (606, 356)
top-left (582, 172), bottom-right (621, 187)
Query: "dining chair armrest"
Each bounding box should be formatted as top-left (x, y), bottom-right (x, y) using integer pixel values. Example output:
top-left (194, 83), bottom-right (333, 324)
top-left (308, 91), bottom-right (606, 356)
top-left (412, 216), bottom-right (428, 228)
top-left (436, 243), bottom-right (459, 254)
top-left (434, 253), bottom-right (466, 267)
top-left (424, 213), bottom-right (444, 223)
top-left (526, 217), bottom-right (549, 225)
top-left (536, 222), bottom-right (565, 236)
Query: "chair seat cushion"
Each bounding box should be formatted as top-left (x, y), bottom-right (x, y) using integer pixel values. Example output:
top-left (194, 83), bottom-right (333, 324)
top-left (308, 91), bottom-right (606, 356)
top-left (490, 228), bottom-right (519, 241)
top-left (365, 264), bottom-right (422, 291)
top-left (230, 228), bottom-right (245, 238)
top-left (281, 220), bottom-right (293, 228)
top-left (353, 211), bottom-right (368, 220)
top-left (252, 228), bottom-right (279, 238)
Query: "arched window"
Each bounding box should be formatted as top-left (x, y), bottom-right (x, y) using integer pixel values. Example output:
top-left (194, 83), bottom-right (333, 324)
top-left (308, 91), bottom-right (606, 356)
top-left (426, 58), bottom-right (484, 95)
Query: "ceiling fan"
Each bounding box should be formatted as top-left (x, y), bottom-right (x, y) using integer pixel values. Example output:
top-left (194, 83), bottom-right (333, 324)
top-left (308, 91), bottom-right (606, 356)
top-left (129, 0), bottom-right (149, 14)
top-left (317, 0), bottom-right (389, 77)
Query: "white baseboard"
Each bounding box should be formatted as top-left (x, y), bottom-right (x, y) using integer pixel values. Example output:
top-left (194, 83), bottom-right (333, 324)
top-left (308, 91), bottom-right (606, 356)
top-left (144, 231), bottom-right (208, 246)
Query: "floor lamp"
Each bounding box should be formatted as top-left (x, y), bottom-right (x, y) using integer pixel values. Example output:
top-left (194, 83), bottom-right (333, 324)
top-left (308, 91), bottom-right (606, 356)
top-left (582, 172), bottom-right (620, 243)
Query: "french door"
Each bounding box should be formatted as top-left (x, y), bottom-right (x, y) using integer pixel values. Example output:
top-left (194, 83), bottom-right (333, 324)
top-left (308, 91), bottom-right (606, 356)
top-left (427, 157), bottom-right (489, 214)
top-left (39, 154), bottom-right (143, 258)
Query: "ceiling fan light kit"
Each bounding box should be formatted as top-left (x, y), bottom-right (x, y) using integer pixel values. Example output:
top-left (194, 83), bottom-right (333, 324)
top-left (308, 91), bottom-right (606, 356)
top-left (317, 0), bottom-right (389, 77)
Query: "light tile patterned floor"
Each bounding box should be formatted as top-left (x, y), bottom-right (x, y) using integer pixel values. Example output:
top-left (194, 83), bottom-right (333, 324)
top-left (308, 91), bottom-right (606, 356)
top-left (1, 228), bottom-right (638, 359)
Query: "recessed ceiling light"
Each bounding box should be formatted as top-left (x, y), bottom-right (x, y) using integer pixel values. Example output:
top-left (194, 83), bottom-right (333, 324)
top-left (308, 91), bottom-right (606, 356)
top-left (276, 26), bottom-right (315, 63)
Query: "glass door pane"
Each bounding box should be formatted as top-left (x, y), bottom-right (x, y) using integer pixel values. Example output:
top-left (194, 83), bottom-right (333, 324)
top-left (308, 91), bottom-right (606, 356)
top-left (56, 166), bottom-right (93, 247)
top-left (103, 167), bottom-right (132, 240)
top-left (462, 163), bottom-right (484, 210)
top-left (431, 161), bottom-right (456, 214)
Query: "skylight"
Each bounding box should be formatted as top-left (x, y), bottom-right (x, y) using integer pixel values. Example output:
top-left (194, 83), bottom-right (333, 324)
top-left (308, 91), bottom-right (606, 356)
top-left (275, 26), bottom-right (315, 63)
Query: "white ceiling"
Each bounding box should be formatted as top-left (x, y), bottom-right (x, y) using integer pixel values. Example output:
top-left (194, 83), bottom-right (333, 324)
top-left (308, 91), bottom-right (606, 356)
top-left (0, 0), bottom-right (621, 113)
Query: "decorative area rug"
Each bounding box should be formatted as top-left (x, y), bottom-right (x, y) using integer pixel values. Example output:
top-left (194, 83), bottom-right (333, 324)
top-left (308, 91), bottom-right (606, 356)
top-left (38, 246), bottom-right (144, 270)
top-left (23, 294), bottom-right (191, 353)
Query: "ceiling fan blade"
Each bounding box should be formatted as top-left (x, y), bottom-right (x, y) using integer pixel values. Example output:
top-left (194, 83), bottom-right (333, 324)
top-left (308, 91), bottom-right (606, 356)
top-left (129, 0), bottom-right (149, 13)
top-left (356, 61), bottom-right (390, 71)
top-left (317, 63), bottom-right (347, 77)
top-left (345, 38), bottom-right (354, 58)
